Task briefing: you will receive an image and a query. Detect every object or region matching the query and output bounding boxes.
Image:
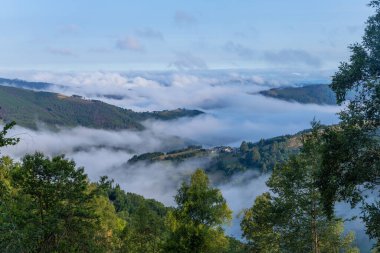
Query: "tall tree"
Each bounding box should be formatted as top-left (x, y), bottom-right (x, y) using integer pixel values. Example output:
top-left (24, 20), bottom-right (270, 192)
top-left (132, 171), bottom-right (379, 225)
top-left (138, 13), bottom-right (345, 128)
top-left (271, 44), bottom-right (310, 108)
top-left (317, 0), bottom-right (380, 248)
top-left (164, 169), bottom-right (232, 253)
top-left (240, 192), bottom-right (280, 253)
top-left (241, 124), bottom-right (359, 253)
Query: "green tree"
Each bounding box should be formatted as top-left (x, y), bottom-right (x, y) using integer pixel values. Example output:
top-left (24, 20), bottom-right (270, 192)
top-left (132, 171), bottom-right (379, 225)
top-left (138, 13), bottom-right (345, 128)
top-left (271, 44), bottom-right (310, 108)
top-left (242, 124), bottom-right (359, 253)
top-left (88, 189), bottom-right (126, 251)
top-left (0, 157), bottom-right (32, 252)
top-left (164, 169), bottom-right (232, 253)
top-left (121, 205), bottom-right (166, 253)
top-left (240, 141), bottom-right (249, 153)
top-left (97, 176), bottom-right (169, 253)
top-left (225, 237), bottom-right (249, 253)
top-left (0, 121), bottom-right (19, 150)
top-left (317, 1), bottom-right (380, 248)
top-left (1, 153), bottom-right (123, 252)
top-left (240, 192), bottom-right (280, 253)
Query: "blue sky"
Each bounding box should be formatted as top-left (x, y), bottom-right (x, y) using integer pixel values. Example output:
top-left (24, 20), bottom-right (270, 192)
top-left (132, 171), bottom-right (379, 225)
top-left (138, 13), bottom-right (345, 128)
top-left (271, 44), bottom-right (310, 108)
top-left (0, 0), bottom-right (372, 71)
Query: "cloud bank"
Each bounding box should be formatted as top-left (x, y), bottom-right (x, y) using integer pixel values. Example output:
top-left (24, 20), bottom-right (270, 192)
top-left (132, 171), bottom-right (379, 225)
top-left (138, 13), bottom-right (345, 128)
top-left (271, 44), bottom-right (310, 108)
top-left (0, 70), bottom-right (344, 240)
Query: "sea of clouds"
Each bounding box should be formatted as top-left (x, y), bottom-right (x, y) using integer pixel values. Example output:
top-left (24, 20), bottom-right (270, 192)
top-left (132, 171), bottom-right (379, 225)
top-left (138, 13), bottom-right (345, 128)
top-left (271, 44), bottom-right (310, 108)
top-left (2, 70), bottom-right (370, 247)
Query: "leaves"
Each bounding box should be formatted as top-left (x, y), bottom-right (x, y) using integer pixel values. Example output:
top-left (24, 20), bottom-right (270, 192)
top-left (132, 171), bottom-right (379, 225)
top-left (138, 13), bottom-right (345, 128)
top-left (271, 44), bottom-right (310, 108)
top-left (242, 125), bottom-right (359, 253)
top-left (321, 1), bottom-right (380, 247)
top-left (165, 169), bottom-right (232, 253)
top-left (0, 121), bottom-right (19, 150)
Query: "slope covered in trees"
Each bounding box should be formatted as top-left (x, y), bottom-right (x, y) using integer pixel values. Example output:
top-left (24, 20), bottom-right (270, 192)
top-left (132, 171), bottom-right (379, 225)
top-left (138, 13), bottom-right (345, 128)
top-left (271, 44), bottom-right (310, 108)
top-left (0, 85), bottom-right (203, 130)
top-left (127, 132), bottom-right (303, 181)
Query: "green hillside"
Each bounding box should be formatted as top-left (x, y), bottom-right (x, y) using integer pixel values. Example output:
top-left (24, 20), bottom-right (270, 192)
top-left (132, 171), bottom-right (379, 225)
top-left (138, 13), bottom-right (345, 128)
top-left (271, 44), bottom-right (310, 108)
top-left (0, 85), bottom-right (203, 130)
top-left (259, 84), bottom-right (337, 105)
top-left (127, 132), bottom-right (303, 181)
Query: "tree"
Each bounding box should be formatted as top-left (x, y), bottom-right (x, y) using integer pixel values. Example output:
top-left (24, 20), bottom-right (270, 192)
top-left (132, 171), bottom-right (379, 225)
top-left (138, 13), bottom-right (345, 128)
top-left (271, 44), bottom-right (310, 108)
top-left (121, 205), bottom-right (166, 253)
top-left (240, 141), bottom-right (249, 153)
top-left (240, 193), bottom-right (280, 253)
top-left (0, 123), bottom-right (25, 252)
top-left (317, 0), bottom-right (380, 248)
top-left (97, 176), bottom-right (169, 253)
top-left (0, 121), bottom-right (19, 150)
top-left (225, 237), bottom-right (250, 253)
top-left (164, 169), bottom-right (232, 253)
top-left (242, 124), bottom-right (359, 253)
top-left (88, 189), bottom-right (126, 251)
top-left (0, 153), bottom-right (123, 252)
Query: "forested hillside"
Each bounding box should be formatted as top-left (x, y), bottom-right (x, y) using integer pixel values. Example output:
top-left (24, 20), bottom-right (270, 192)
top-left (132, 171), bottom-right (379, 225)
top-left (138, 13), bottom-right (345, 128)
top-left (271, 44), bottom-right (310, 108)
top-left (0, 85), bottom-right (203, 130)
top-left (128, 132), bottom-right (303, 181)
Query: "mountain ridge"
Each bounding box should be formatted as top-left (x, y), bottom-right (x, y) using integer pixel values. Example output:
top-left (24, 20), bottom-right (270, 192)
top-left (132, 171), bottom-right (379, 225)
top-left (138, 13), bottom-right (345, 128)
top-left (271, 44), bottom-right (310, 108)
top-left (0, 84), bottom-right (203, 130)
top-left (259, 84), bottom-right (337, 105)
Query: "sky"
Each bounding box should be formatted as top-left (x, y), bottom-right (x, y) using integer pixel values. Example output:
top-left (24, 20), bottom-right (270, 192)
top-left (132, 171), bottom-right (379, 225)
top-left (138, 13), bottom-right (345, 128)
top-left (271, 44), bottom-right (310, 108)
top-left (0, 0), bottom-right (372, 72)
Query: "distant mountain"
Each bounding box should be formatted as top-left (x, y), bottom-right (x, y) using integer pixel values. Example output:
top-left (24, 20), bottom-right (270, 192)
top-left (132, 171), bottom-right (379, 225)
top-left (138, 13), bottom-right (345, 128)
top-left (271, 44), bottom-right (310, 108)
top-left (0, 77), bottom-right (52, 90)
top-left (259, 84), bottom-right (337, 105)
top-left (0, 85), bottom-right (203, 130)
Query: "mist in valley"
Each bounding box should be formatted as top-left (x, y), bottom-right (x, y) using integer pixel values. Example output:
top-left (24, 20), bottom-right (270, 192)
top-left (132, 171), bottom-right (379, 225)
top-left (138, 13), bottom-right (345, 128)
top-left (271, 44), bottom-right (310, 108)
top-left (1, 71), bottom-right (349, 242)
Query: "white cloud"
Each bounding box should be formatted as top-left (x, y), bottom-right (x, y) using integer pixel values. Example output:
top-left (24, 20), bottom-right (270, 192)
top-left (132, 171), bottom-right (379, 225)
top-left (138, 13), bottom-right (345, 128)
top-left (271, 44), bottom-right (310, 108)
top-left (116, 36), bottom-right (145, 52)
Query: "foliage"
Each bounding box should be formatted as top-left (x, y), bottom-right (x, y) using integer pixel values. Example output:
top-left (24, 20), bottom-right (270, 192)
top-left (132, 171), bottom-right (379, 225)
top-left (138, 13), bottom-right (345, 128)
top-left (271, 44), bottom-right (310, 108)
top-left (240, 192), bottom-right (280, 253)
top-left (0, 152), bottom-right (180, 253)
top-left (120, 205), bottom-right (166, 253)
top-left (0, 153), bottom-right (126, 252)
top-left (206, 134), bottom-right (301, 179)
top-left (164, 169), bottom-right (232, 253)
top-left (97, 177), bottom-right (169, 253)
top-left (317, 0), bottom-right (380, 248)
top-left (241, 124), bottom-right (359, 253)
top-left (128, 146), bottom-right (209, 164)
top-left (0, 121), bottom-right (19, 150)
top-left (128, 133), bottom-right (303, 183)
top-left (225, 237), bottom-right (250, 253)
